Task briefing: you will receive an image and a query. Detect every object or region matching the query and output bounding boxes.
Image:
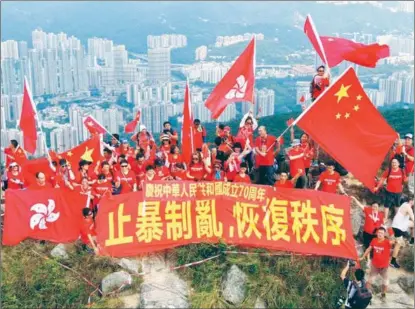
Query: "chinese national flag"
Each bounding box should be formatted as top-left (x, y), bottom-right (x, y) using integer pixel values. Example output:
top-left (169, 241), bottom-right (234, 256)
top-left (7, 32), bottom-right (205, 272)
top-left (205, 38), bottom-right (255, 119)
top-left (3, 189), bottom-right (87, 245)
top-left (19, 77), bottom-right (38, 154)
top-left (124, 110), bottom-right (141, 133)
top-left (57, 135), bottom-right (104, 168)
top-left (181, 82), bottom-right (194, 163)
top-left (83, 115), bottom-right (106, 135)
top-left (4, 146), bottom-right (27, 167)
top-left (296, 67), bottom-right (397, 190)
top-left (304, 15), bottom-right (389, 68)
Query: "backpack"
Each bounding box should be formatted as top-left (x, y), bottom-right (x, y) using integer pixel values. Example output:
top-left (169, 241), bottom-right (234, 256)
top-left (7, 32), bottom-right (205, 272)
top-left (348, 280), bottom-right (372, 309)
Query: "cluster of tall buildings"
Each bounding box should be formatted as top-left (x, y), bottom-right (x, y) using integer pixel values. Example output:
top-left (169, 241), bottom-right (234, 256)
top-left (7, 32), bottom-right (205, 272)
top-left (182, 62), bottom-right (232, 84)
top-left (147, 34), bottom-right (187, 49)
top-left (215, 33), bottom-right (264, 47)
top-left (195, 46), bottom-right (208, 61)
top-left (376, 35), bottom-right (414, 56)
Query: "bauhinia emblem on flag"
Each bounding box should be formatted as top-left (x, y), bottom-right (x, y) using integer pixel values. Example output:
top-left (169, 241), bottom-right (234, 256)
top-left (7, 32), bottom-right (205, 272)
top-left (304, 15), bottom-right (389, 68)
top-left (83, 115), bottom-right (106, 135)
top-left (295, 67), bottom-right (397, 190)
top-left (124, 110), bottom-right (141, 133)
top-left (205, 38), bottom-right (255, 119)
top-left (19, 77), bottom-right (38, 154)
top-left (30, 199), bottom-right (60, 230)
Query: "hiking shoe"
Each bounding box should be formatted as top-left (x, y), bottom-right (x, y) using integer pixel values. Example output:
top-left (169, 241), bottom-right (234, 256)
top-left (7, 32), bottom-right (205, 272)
top-left (380, 293), bottom-right (386, 302)
top-left (390, 260), bottom-right (400, 269)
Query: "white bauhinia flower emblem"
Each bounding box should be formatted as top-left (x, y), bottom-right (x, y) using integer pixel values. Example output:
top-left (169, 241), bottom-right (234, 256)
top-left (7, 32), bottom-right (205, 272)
top-left (225, 75), bottom-right (248, 99)
top-left (30, 199), bottom-right (60, 230)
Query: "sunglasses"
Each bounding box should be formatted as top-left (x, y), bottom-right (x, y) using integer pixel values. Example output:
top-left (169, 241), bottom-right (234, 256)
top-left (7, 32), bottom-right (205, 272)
top-left (192, 158), bottom-right (199, 160)
top-left (318, 70), bottom-right (324, 73)
top-left (121, 165), bottom-right (128, 167)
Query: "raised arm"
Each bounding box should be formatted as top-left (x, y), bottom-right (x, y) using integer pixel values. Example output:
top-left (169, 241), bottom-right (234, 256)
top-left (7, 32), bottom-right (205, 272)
top-left (351, 196), bottom-right (365, 211)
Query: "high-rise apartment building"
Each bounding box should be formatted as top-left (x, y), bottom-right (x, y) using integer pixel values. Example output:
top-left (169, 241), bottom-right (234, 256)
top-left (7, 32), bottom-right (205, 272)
top-left (147, 48), bottom-right (171, 83)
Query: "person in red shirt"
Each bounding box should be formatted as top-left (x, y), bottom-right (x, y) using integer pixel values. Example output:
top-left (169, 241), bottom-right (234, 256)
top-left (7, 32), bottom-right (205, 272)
top-left (225, 142), bottom-right (251, 182)
top-left (115, 160), bottom-right (137, 194)
top-left (360, 227), bottom-right (396, 299)
top-left (103, 148), bottom-right (117, 166)
top-left (173, 163), bottom-right (188, 181)
top-left (162, 121), bottom-right (179, 146)
top-left (192, 119), bottom-right (207, 151)
top-left (290, 127), bottom-right (314, 177)
top-left (94, 161), bottom-right (114, 183)
top-left (6, 162), bottom-right (25, 190)
top-left (207, 161), bottom-right (227, 181)
top-left (233, 162), bottom-right (251, 184)
top-left (310, 65), bottom-right (330, 102)
top-left (29, 172), bottom-right (53, 190)
top-left (159, 134), bottom-right (171, 158)
top-left (74, 160), bottom-right (96, 186)
top-left (351, 196), bottom-right (384, 252)
top-left (141, 165), bottom-right (163, 187)
top-left (167, 145), bottom-right (184, 177)
top-left (274, 169), bottom-right (303, 189)
top-left (287, 139), bottom-right (306, 188)
top-left (375, 158), bottom-right (408, 221)
top-left (187, 152), bottom-right (210, 181)
top-left (132, 153), bottom-right (148, 190)
top-left (80, 208), bottom-right (98, 254)
top-left (315, 161), bottom-right (346, 194)
top-left (54, 159), bottom-right (76, 190)
top-left (154, 158), bottom-right (172, 180)
top-left (92, 174), bottom-right (113, 206)
top-left (402, 133), bottom-right (414, 194)
top-left (131, 126), bottom-right (155, 155)
top-left (117, 140), bottom-right (136, 161)
top-left (3, 139), bottom-right (27, 167)
top-left (74, 177), bottom-right (92, 197)
top-left (254, 126), bottom-right (279, 186)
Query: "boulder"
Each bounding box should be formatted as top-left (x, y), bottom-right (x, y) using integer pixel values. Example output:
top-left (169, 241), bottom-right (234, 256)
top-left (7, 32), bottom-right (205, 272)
top-left (50, 244), bottom-right (69, 259)
top-left (118, 258), bottom-right (140, 274)
top-left (397, 275), bottom-right (414, 294)
top-left (255, 297), bottom-right (266, 309)
top-left (101, 271), bottom-right (132, 294)
top-left (350, 207), bottom-right (363, 237)
top-left (221, 265), bottom-right (247, 306)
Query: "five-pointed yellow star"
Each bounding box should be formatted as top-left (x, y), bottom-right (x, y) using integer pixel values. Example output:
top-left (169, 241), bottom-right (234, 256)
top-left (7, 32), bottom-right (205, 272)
top-left (335, 113), bottom-right (341, 120)
top-left (81, 147), bottom-right (94, 162)
top-left (334, 84), bottom-right (352, 103)
top-left (356, 95), bottom-right (362, 101)
top-left (67, 151), bottom-right (73, 157)
top-left (353, 105), bottom-right (360, 111)
top-left (344, 112), bottom-right (351, 119)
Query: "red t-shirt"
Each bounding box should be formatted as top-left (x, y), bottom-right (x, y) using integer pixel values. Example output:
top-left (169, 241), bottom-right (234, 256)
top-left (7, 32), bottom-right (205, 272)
top-left (382, 168), bottom-right (406, 193)
top-left (275, 180), bottom-right (294, 189)
top-left (319, 170), bottom-right (341, 193)
top-left (155, 166), bottom-right (170, 179)
top-left (74, 186), bottom-right (92, 196)
top-left (74, 169), bottom-right (95, 184)
top-left (255, 135), bottom-right (277, 166)
top-left (193, 126), bottom-right (206, 149)
top-left (311, 75), bottom-right (330, 99)
top-left (132, 161), bottom-right (148, 184)
top-left (174, 170), bottom-right (188, 181)
top-left (301, 143), bottom-right (314, 169)
top-left (93, 181), bottom-right (112, 198)
top-left (288, 148), bottom-right (305, 177)
top-left (116, 170), bottom-right (136, 194)
top-left (100, 171), bottom-right (114, 183)
top-left (80, 218), bottom-right (96, 244)
top-left (6, 171), bottom-right (25, 190)
top-left (363, 208), bottom-right (384, 234)
top-left (188, 163), bottom-right (206, 180)
top-left (236, 126), bottom-right (254, 149)
top-left (370, 238), bottom-right (391, 268)
top-left (28, 182), bottom-right (53, 190)
top-left (233, 173), bottom-right (251, 184)
top-left (404, 145), bottom-right (414, 175)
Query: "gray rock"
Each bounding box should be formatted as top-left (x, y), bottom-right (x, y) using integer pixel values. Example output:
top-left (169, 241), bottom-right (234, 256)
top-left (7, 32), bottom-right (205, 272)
top-left (351, 207), bottom-right (363, 237)
top-left (119, 293), bottom-right (140, 309)
top-left (118, 258), bottom-right (140, 274)
top-left (255, 297), bottom-right (266, 309)
top-left (398, 275), bottom-right (414, 294)
top-left (221, 265), bottom-right (247, 306)
top-left (50, 244), bottom-right (69, 259)
top-left (101, 271), bottom-right (132, 294)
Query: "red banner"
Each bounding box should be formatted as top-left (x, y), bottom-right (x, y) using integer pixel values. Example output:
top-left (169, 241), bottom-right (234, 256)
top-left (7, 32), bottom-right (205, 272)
top-left (96, 182), bottom-right (357, 259)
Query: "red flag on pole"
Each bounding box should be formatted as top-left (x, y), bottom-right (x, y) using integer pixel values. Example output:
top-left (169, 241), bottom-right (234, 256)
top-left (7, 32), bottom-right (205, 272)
top-left (181, 82), bottom-right (194, 163)
top-left (205, 38), bottom-right (255, 119)
top-left (299, 95), bottom-right (305, 103)
top-left (124, 110), bottom-right (141, 133)
top-left (295, 67), bottom-right (397, 190)
top-left (3, 189), bottom-right (87, 245)
top-left (19, 78), bottom-right (37, 154)
top-left (83, 115), bottom-right (106, 135)
top-left (304, 15), bottom-right (389, 68)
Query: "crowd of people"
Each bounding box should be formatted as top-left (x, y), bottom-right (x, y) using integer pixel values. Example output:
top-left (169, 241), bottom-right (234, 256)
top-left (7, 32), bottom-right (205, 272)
top-left (0, 66), bottom-right (413, 305)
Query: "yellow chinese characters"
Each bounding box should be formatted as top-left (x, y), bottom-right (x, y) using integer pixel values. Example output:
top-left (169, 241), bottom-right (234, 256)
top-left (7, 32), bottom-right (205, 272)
top-left (195, 199), bottom-right (223, 238)
top-left (263, 198), bottom-right (290, 242)
top-left (291, 200), bottom-right (320, 243)
top-left (233, 202), bottom-right (261, 239)
top-left (321, 204), bottom-right (346, 245)
top-left (105, 203), bottom-right (134, 246)
top-left (136, 201), bottom-right (163, 243)
top-left (165, 201), bottom-right (192, 241)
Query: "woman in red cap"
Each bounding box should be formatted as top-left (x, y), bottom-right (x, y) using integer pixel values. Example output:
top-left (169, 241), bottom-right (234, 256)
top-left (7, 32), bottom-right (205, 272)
top-left (6, 162), bottom-right (25, 190)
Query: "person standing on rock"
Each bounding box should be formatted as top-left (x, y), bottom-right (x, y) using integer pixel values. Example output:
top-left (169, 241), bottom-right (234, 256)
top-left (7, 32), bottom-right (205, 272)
top-left (375, 158), bottom-right (408, 222)
top-left (351, 196), bottom-right (384, 252)
top-left (314, 160), bottom-right (346, 195)
top-left (390, 197), bottom-right (414, 269)
top-left (360, 227), bottom-right (396, 301)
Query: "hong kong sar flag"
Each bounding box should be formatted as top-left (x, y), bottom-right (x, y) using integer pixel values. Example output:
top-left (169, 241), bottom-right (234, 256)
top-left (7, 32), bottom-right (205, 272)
top-left (3, 189), bottom-right (87, 245)
top-left (205, 37), bottom-right (255, 119)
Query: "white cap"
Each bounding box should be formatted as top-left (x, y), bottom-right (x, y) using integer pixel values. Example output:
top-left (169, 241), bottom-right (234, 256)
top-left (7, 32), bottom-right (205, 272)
top-left (139, 124), bottom-right (146, 131)
top-left (404, 133), bottom-right (413, 139)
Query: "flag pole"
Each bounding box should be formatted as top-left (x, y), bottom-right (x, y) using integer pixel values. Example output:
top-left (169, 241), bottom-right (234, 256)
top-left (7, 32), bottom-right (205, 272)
top-left (85, 114), bottom-right (120, 143)
top-left (24, 76), bottom-right (51, 161)
top-left (307, 14), bottom-right (330, 72)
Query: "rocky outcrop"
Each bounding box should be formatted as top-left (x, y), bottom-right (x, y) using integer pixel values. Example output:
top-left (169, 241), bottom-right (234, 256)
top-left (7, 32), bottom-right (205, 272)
top-left (398, 275), bottom-right (414, 294)
top-left (118, 258), bottom-right (140, 274)
top-left (221, 265), bottom-right (247, 306)
top-left (50, 244), bottom-right (69, 259)
top-left (101, 271), bottom-right (132, 295)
